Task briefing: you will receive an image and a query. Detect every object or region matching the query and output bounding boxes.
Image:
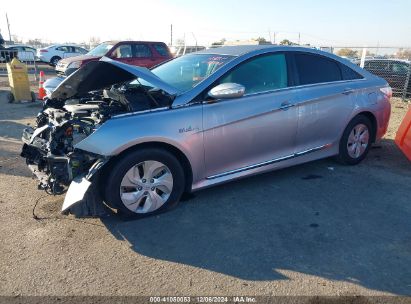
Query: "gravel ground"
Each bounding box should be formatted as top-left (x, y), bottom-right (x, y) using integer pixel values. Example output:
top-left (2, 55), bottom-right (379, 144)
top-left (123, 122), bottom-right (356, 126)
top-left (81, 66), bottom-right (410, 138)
top-left (0, 91), bottom-right (410, 297)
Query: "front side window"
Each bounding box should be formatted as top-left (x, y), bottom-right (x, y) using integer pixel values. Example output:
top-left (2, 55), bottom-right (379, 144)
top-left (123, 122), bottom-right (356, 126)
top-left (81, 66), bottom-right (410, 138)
top-left (294, 53), bottom-right (342, 85)
top-left (220, 53), bottom-right (288, 94)
top-left (112, 44), bottom-right (133, 58)
top-left (149, 54), bottom-right (235, 92)
top-left (134, 44), bottom-right (152, 58)
top-left (87, 43), bottom-right (114, 56)
top-left (75, 47), bottom-right (87, 54)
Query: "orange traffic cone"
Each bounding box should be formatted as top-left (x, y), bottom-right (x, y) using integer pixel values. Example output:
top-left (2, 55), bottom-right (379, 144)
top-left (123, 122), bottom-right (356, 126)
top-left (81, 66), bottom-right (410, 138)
top-left (38, 71), bottom-right (46, 100)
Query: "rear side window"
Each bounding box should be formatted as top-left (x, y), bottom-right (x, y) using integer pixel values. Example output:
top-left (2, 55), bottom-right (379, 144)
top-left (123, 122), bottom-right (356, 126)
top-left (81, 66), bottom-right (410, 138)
top-left (134, 44), bottom-right (152, 58)
top-left (340, 64), bottom-right (363, 80)
top-left (153, 44), bottom-right (169, 57)
top-left (56, 46), bottom-right (70, 52)
top-left (294, 53), bottom-right (342, 85)
top-left (365, 61), bottom-right (389, 71)
top-left (391, 62), bottom-right (409, 74)
top-left (220, 53), bottom-right (288, 94)
top-left (112, 44), bottom-right (133, 58)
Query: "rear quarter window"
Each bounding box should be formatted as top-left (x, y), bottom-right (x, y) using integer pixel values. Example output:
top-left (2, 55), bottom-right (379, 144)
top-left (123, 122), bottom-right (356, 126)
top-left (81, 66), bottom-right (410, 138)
top-left (294, 53), bottom-right (342, 85)
top-left (340, 63), bottom-right (363, 80)
top-left (153, 44), bottom-right (170, 57)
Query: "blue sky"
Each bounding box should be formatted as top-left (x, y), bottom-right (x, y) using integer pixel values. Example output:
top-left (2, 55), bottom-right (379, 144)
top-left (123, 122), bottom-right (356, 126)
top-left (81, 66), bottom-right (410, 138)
top-left (2, 0), bottom-right (411, 47)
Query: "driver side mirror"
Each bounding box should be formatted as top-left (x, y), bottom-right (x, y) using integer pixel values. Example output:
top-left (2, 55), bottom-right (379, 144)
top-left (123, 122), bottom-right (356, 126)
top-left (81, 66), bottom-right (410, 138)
top-left (207, 83), bottom-right (245, 100)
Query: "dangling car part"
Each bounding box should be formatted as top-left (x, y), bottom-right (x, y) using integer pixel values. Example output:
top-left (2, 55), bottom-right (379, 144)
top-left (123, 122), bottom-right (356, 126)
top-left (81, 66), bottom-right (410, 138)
top-left (21, 47), bottom-right (391, 218)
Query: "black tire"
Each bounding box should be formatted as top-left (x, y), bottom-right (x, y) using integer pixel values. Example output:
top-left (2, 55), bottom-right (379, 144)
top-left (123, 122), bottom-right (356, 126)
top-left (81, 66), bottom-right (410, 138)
top-left (103, 148), bottom-right (185, 218)
top-left (7, 92), bottom-right (14, 103)
top-left (30, 91), bottom-right (36, 102)
top-left (50, 56), bottom-right (61, 66)
top-left (336, 115), bottom-right (373, 165)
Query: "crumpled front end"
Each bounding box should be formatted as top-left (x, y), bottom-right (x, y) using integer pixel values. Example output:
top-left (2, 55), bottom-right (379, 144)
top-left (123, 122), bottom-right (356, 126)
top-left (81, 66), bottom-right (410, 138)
top-left (20, 58), bottom-right (176, 215)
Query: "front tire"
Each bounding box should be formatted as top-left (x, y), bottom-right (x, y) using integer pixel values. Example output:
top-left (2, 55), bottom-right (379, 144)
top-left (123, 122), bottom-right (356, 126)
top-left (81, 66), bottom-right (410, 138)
top-left (337, 115), bottom-right (373, 165)
top-left (104, 148), bottom-right (185, 218)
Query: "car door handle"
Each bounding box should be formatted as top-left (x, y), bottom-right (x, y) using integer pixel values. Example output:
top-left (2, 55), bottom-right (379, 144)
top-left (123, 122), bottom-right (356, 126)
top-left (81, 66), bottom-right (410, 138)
top-left (342, 88), bottom-right (354, 95)
top-left (280, 101), bottom-right (295, 110)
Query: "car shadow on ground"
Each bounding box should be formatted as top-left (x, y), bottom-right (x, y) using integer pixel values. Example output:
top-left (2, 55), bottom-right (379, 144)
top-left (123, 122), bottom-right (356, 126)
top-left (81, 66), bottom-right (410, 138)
top-left (101, 146), bottom-right (411, 295)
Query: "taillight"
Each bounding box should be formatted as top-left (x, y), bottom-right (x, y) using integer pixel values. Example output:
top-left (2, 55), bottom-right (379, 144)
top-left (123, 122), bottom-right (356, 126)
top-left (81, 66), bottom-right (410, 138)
top-left (380, 87), bottom-right (392, 99)
top-left (64, 126), bottom-right (73, 137)
top-left (40, 49), bottom-right (48, 53)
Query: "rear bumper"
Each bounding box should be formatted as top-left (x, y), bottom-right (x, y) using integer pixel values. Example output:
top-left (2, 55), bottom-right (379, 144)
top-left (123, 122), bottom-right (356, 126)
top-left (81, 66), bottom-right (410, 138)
top-left (375, 99), bottom-right (391, 142)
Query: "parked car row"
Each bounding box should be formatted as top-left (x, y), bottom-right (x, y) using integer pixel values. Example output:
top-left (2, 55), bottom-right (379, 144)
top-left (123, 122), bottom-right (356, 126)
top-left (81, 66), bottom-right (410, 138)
top-left (2, 40), bottom-right (209, 68)
top-left (56, 41), bottom-right (172, 76)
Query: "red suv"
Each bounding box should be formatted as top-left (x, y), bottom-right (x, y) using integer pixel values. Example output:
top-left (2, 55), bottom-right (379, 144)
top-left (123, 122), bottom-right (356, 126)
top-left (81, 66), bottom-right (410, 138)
top-left (56, 41), bottom-right (172, 76)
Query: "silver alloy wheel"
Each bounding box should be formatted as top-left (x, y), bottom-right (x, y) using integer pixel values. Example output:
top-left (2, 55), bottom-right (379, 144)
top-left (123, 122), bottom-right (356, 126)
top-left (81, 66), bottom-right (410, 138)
top-left (120, 160), bottom-right (173, 213)
top-left (347, 123), bottom-right (370, 159)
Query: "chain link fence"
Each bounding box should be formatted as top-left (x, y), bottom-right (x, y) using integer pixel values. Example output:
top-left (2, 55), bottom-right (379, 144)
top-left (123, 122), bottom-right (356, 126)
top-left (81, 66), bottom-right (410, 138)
top-left (325, 47), bottom-right (411, 101)
top-left (0, 49), bottom-right (38, 86)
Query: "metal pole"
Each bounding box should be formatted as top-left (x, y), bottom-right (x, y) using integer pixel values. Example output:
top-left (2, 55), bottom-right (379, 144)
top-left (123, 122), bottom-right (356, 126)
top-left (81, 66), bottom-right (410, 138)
top-left (402, 63), bottom-right (411, 101)
top-left (6, 13), bottom-right (11, 42)
top-left (360, 48), bottom-right (367, 68)
top-left (191, 32), bottom-right (197, 51)
top-left (170, 24), bottom-right (173, 46)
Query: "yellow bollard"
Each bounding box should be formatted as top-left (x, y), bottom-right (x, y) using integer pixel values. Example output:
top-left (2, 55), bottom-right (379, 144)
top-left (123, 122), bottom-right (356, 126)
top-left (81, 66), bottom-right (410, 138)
top-left (6, 58), bottom-right (33, 102)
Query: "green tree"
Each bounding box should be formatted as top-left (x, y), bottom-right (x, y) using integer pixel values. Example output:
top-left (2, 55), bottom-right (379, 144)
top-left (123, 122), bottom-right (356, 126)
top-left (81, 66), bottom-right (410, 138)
top-left (254, 37), bottom-right (267, 43)
top-left (279, 39), bottom-right (296, 46)
top-left (337, 48), bottom-right (359, 58)
top-left (395, 49), bottom-right (411, 60)
top-left (211, 38), bottom-right (226, 46)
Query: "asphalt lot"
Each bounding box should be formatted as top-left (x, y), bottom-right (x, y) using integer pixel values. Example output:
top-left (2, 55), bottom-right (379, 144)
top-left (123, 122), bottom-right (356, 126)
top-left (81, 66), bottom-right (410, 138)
top-left (0, 91), bottom-right (411, 296)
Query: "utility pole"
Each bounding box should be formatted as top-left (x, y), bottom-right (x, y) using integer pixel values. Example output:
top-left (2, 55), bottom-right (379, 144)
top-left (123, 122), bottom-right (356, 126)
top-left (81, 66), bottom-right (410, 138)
top-left (6, 13), bottom-right (11, 42)
top-left (298, 32), bottom-right (301, 45)
top-left (170, 24), bottom-right (173, 46)
top-left (268, 28), bottom-right (272, 44)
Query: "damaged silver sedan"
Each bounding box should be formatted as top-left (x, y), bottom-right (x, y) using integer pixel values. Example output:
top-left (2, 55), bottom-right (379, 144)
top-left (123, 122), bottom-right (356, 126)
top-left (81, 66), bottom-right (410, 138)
top-left (21, 46), bottom-right (391, 218)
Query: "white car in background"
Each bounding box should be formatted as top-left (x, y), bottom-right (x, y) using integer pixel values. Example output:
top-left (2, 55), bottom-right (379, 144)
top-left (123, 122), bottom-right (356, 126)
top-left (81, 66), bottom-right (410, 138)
top-left (37, 44), bottom-right (88, 66)
top-left (6, 45), bottom-right (37, 61)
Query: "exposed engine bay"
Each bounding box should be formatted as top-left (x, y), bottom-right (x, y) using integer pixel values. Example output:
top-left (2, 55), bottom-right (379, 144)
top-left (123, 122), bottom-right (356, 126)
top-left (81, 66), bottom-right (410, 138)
top-left (21, 72), bottom-right (173, 196)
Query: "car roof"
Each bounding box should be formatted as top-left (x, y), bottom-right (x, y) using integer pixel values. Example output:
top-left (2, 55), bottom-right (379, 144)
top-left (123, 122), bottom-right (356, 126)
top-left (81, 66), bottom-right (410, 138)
top-left (195, 45), bottom-right (335, 57)
top-left (6, 45), bottom-right (21, 49)
top-left (51, 44), bottom-right (85, 47)
top-left (103, 40), bottom-right (168, 45)
top-left (7, 44), bottom-right (35, 48)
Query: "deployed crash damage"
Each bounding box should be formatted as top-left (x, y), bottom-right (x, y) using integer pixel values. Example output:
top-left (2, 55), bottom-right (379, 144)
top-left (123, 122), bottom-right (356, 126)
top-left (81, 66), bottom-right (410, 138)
top-left (21, 57), bottom-right (178, 214)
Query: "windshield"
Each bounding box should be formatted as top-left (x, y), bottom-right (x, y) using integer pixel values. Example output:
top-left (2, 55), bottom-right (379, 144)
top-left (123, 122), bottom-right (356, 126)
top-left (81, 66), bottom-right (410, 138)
top-left (87, 43), bottom-right (114, 56)
top-left (149, 54), bottom-right (235, 92)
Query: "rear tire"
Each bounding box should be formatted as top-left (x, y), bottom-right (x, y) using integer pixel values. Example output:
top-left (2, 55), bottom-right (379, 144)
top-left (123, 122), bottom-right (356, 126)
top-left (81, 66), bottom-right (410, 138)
top-left (336, 115), bottom-right (373, 165)
top-left (7, 92), bottom-right (14, 103)
top-left (50, 56), bottom-right (61, 66)
top-left (31, 91), bottom-right (36, 102)
top-left (104, 148), bottom-right (185, 218)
